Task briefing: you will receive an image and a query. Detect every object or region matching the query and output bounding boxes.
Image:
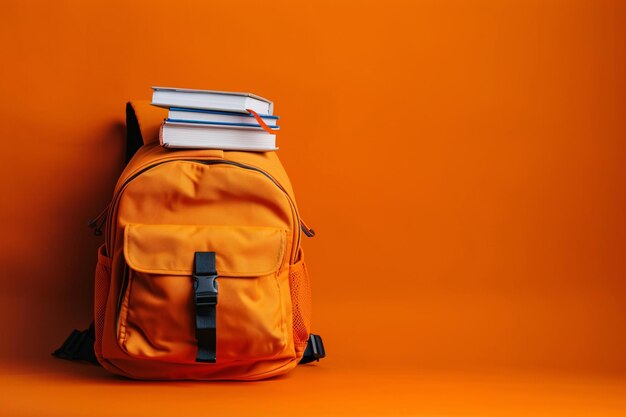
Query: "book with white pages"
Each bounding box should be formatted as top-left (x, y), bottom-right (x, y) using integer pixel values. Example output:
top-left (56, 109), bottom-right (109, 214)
top-left (159, 121), bottom-right (277, 151)
top-left (152, 87), bottom-right (273, 115)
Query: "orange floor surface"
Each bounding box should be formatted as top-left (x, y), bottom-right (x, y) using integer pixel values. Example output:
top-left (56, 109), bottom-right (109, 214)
top-left (2, 358), bottom-right (626, 417)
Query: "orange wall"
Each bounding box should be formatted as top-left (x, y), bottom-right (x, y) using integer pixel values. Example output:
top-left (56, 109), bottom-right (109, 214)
top-left (1, 0), bottom-right (625, 375)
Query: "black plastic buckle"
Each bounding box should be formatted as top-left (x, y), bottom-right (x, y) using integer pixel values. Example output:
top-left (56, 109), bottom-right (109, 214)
top-left (309, 334), bottom-right (326, 360)
top-left (299, 334), bottom-right (326, 364)
top-left (194, 273), bottom-right (218, 306)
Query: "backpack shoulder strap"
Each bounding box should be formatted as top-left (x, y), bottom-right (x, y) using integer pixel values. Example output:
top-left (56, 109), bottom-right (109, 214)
top-left (52, 101), bottom-right (166, 365)
top-left (52, 321), bottom-right (98, 364)
top-left (125, 100), bottom-right (168, 163)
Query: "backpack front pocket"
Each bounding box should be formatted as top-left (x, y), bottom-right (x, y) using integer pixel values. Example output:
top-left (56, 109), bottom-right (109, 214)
top-left (117, 224), bottom-right (291, 364)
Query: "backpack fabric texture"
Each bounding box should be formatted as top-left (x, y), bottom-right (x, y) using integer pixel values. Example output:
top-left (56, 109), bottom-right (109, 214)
top-left (58, 101), bottom-right (323, 380)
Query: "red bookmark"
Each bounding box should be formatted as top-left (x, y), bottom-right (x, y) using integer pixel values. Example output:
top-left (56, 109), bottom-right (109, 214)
top-left (246, 109), bottom-right (277, 135)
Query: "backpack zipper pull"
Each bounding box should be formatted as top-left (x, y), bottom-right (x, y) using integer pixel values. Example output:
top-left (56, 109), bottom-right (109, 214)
top-left (300, 219), bottom-right (316, 238)
top-left (87, 203), bottom-right (110, 236)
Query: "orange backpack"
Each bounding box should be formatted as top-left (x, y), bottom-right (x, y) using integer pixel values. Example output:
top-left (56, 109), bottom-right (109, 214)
top-left (53, 101), bottom-right (325, 380)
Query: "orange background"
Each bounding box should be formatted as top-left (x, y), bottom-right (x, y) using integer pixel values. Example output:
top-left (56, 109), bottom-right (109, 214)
top-left (1, 0), bottom-right (626, 415)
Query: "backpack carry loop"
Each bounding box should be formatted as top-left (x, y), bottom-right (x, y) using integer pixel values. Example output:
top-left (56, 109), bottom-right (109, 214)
top-left (125, 100), bottom-right (168, 162)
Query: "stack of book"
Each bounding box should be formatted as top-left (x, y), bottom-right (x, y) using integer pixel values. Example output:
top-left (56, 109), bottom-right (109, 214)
top-left (151, 86), bottom-right (279, 151)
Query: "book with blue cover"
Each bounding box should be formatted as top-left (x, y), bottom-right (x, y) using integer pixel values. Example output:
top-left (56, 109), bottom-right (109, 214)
top-left (167, 107), bottom-right (279, 128)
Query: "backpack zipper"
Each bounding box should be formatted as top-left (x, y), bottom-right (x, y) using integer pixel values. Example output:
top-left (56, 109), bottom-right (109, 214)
top-left (104, 158), bottom-right (306, 263)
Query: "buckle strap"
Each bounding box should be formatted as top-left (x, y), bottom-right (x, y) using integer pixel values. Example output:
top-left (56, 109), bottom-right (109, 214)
top-left (194, 252), bottom-right (218, 363)
top-left (299, 334), bottom-right (326, 365)
top-left (52, 322), bottom-right (99, 364)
